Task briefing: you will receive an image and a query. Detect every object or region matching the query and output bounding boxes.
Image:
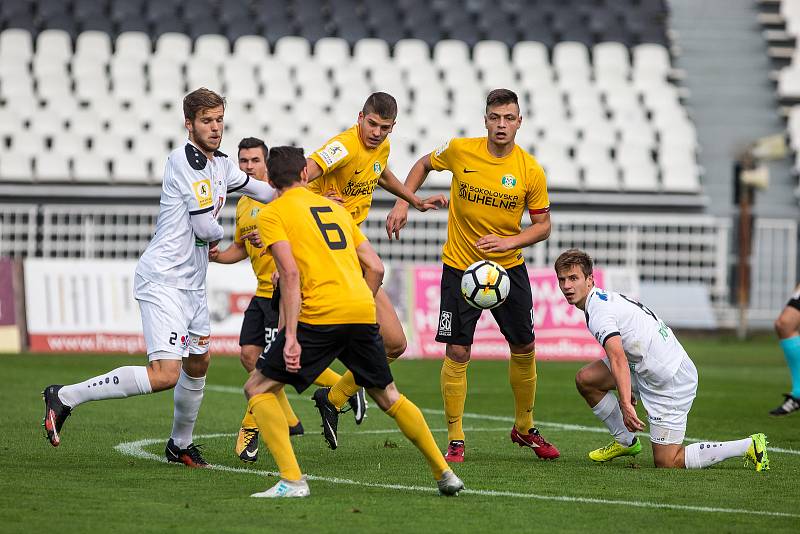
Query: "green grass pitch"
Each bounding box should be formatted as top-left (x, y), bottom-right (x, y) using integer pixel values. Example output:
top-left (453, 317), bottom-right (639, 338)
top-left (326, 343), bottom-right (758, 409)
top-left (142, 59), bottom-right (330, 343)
top-left (1, 335), bottom-right (798, 533)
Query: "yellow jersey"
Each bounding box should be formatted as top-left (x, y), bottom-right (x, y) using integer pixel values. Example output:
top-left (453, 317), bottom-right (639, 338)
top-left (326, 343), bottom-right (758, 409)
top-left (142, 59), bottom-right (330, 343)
top-left (235, 195), bottom-right (274, 298)
top-left (256, 187), bottom-right (376, 325)
top-left (429, 137), bottom-right (550, 270)
top-left (308, 124), bottom-right (390, 225)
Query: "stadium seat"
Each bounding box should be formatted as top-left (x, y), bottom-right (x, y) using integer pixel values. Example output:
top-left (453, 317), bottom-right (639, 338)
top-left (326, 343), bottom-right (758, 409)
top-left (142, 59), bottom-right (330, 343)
top-left (111, 152), bottom-right (150, 183)
top-left (0, 28), bottom-right (34, 61)
top-left (617, 144), bottom-right (659, 192)
top-left (194, 33), bottom-right (230, 63)
top-left (661, 161), bottom-right (700, 193)
top-left (233, 35), bottom-right (270, 63)
top-left (75, 30), bottom-right (112, 62)
top-left (115, 32), bottom-right (152, 61)
top-left (314, 37), bottom-right (351, 69)
top-left (0, 153), bottom-right (34, 182)
top-left (433, 39), bottom-right (470, 70)
top-left (154, 32), bottom-right (191, 62)
top-left (394, 39), bottom-right (430, 69)
top-left (274, 35), bottom-right (312, 65)
top-left (353, 38), bottom-right (391, 67)
top-left (542, 155), bottom-right (581, 190)
top-left (73, 155), bottom-right (111, 182)
top-left (35, 152), bottom-right (71, 182)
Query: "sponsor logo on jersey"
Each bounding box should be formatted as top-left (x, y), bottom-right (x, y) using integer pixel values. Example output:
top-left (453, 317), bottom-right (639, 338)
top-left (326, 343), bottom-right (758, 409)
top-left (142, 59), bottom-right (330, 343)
top-left (317, 141), bottom-right (348, 167)
top-left (343, 176), bottom-right (379, 196)
top-left (457, 181), bottom-right (520, 210)
top-left (191, 335), bottom-right (210, 348)
top-left (501, 174), bottom-right (517, 189)
top-left (434, 139), bottom-right (451, 157)
top-left (251, 208), bottom-right (259, 217)
top-left (193, 179), bottom-right (213, 209)
top-left (373, 161), bottom-right (382, 174)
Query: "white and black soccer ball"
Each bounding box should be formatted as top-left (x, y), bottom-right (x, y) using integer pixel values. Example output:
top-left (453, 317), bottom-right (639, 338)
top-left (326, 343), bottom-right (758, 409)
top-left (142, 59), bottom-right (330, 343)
top-left (460, 260), bottom-right (510, 310)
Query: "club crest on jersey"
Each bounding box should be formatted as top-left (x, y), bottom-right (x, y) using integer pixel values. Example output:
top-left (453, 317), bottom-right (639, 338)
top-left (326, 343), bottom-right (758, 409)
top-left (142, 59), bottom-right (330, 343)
top-left (192, 179), bottom-right (213, 208)
top-left (501, 174), bottom-right (517, 189)
top-left (597, 290), bottom-right (608, 301)
top-left (373, 161), bottom-right (381, 174)
top-left (180, 335), bottom-right (189, 350)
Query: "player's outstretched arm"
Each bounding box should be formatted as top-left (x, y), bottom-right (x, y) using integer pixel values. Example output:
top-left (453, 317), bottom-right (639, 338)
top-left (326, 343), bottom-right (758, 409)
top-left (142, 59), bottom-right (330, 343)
top-left (476, 210), bottom-right (552, 254)
top-left (270, 241), bottom-right (302, 372)
top-left (355, 240), bottom-right (385, 296)
top-left (604, 336), bottom-right (645, 432)
top-left (190, 210), bottom-right (224, 244)
top-left (386, 153), bottom-right (436, 240)
top-left (209, 240), bottom-right (247, 264)
top-left (379, 167), bottom-right (447, 212)
top-left (305, 158), bottom-right (324, 183)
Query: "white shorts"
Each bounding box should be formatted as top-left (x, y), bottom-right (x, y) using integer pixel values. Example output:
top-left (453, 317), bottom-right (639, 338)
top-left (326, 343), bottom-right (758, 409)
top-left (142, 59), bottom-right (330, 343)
top-left (603, 355), bottom-right (698, 445)
top-left (134, 274), bottom-right (210, 360)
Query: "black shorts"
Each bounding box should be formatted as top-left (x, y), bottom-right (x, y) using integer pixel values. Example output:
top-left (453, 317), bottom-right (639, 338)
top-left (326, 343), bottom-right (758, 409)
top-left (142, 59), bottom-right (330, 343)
top-left (787, 285), bottom-right (800, 311)
top-left (435, 263), bottom-right (535, 347)
top-left (256, 322), bottom-right (393, 393)
top-left (239, 296), bottom-right (279, 349)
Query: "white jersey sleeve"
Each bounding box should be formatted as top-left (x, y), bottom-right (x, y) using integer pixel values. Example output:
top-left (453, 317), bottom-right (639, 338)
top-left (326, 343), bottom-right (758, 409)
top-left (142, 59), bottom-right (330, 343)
top-left (585, 293), bottom-right (621, 347)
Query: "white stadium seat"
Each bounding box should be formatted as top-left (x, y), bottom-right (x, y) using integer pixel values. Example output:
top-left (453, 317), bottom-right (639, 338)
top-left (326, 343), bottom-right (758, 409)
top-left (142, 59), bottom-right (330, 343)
top-left (115, 32), bottom-right (152, 62)
top-left (314, 37), bottom-right (351, 68)
top-left (474, 41), bottom-right (510, 69)
top-left (542, 155), bottom-right (581, 190)
top-left (394, 39), bottom-right (430, 69)
top-left (433, 39), bottom-right (470, 69)
top-left (275, 36), bottom-right (312, 65)
top-left (512, 41), bottom-right (549, 72)
top-left (75, 31), bottom-right (112, 62)
top-left (36, 30), bottom-right (72, 62)
top-left (353, 38), bottom-right (390, 67)
top-left (593, 42), bottom-right (630, 79)
top-left (553, 41), bottom-right (591, 79)
top-left (0, 29), bottom-right (34, 61)
top-left (9, 130), bottom-right (45, 157)
top-left (0, 152), bottom-right (34, 182)
top-left (233, 35), bottom-right (270, 64)
top-left (111, 152), bottom-right (150, 184)
top-left (155, 33), bottom-right (192, 62)
top-left (73, 156), bottom-right (110, 183)
top-left (194, 34), bottom-right (230, 63)
top-left (35, 152), bottom-right (71, 182)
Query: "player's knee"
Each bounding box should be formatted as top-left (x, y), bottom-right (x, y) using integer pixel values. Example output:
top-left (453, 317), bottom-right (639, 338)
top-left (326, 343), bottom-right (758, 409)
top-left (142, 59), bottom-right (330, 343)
top-left (774, 316), bottom-right (796, 339)
top-left (511, 341), bottom-right (535, 355)
top-left (147, 361), bottom-right (181, 391)
top-left (446, 345), bottom-right (470, 363)
top-left (575, 368), bottom-right (593, 395)
top-left (385, 337), bottom-right (407, 359)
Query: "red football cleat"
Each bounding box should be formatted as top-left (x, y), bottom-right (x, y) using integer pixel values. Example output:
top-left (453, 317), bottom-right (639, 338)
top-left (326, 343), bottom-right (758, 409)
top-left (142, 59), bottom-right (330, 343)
top-left (510, 427), bottom-right (560, 459)
top-left (444, 440), bottom-right (465, 463)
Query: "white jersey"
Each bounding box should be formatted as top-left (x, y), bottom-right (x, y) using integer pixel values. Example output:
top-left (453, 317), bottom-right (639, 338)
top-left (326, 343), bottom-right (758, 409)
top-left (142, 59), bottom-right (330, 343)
top-left (136, 141), bottom-right (250, 290)
top-left (585, 286), bottom-right (688, 384)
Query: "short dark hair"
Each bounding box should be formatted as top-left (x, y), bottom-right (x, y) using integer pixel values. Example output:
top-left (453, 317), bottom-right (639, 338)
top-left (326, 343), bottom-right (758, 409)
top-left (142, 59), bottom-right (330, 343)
top-left (485, 88), bottom-right (519, 114)
top-left (238, 137), bottom-right (268, 159)
top-left (183, 87), bottom-right (225, 121)
top-left (362, 92), bottom-right (397, 120)
top-left (554, 248), bottom-right (594, 278)
top-left (267, 146), bottom-right (306, 189)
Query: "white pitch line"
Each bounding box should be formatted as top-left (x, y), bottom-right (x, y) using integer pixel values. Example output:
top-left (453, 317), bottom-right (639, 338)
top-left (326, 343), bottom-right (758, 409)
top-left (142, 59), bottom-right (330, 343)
top-left (205, 384), bottom-right (800, 456)
top-left (114, 433), bottom-right (799, 520)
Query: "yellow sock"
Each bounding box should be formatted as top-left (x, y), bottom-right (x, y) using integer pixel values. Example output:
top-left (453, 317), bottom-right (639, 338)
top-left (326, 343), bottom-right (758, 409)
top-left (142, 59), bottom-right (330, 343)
top-left (314, 367), bottom-right (342, 388)
top-left (328, 356), bottom-right (399, 410)
top-left (386, 394), bottom-right (449, 480)
top-left (509, 350), bottom-right (537, 432)
top-left (247, 393), bottom-right (302, 481)
top-left (240, 405), bottom-right (258, 429)
top-left (276, 388), bottom-right (300, 427)
top-left (440, 357), bottom-right (468, 442)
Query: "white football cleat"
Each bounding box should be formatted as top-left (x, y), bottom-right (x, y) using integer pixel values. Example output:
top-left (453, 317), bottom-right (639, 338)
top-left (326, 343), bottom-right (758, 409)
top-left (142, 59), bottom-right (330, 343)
top-left (437, 470), bottom-right (465, 496)
top-left (251, 477), bottom-right (310, 498)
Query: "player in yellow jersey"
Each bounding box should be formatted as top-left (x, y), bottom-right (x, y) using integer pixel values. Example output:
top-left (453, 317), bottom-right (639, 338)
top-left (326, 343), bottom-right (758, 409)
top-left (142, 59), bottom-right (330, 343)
top-left (305, 92), bottom-right (447, 444)
top-left (385, 89), bottom-right (560, 463)
top-left (242, 146), bottom-right (464, 498)
top-left (210, 137), bottom-right (344, 462)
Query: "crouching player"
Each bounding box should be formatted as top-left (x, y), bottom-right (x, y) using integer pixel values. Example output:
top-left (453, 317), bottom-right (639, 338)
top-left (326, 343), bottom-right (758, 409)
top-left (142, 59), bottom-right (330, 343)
top-left (243, 146), bottom-right (464, 497)
top-left (555, 248), bottom-right (769, 471)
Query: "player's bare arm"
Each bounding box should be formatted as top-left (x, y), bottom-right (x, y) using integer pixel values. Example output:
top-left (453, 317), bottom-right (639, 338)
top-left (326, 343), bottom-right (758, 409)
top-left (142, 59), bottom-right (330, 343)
top-left (604, 336), bottom-right (645, 432)
top-left (355, 240), bottom-right (385, 295)
top-left (304, 157), bottom-right (343, 204)
top-left (270, 240), bottom-right (302, 373)
top-left (475, 210), bottom-right (551, 254)
top-left (386, 153), bottom-right (436, 239)
top-left (209, 240), bottom-right (247, 263)
top-left (378, 167), bottom-right (447, 213)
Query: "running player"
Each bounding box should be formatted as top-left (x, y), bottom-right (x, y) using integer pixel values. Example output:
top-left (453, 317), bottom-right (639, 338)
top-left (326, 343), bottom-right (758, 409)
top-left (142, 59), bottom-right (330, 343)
top-left (770, 286), bottom-right (800, 415)
top-left (210, 137), bottom-right (349, 462)
top-left (306, 92), bottom-right (447, 448)
top-left (555, 248), bottom-right (769, 471)
top-left (243, 146), bottom-right (464, 497)
top-left (42, 88), bottom-right (276, 467)
top-left (385, 89), bottom-right (559, 463)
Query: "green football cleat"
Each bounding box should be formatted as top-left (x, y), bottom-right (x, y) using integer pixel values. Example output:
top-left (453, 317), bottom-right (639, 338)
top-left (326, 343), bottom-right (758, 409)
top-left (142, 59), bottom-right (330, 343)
top-left (589, 436), bottom-right (642, 463)
top-left (744, 433), bottom-right (770, 472)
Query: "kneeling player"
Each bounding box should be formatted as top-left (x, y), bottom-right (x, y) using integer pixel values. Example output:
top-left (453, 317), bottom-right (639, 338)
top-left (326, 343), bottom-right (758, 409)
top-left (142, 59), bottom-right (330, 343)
top-left (555, 249), bottom-right (769, 471)
top-left (243, 146), bottom-right (463, 497)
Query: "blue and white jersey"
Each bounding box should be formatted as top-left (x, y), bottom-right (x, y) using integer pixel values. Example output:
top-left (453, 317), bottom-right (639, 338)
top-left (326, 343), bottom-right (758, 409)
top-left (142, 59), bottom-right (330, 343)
top-left (584, 286), bottom-right (688, 384)
top-left (136, 140), bottom-right (252, 290)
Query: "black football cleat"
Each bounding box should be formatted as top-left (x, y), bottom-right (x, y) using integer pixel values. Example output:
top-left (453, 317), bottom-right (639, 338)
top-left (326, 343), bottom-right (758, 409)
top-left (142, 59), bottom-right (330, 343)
top-left (165, 439), bottom-right (210, 468)
top-left (42, 385), bottom-right (71, 447)
top-left (312, 388), bottom-right (339, 450)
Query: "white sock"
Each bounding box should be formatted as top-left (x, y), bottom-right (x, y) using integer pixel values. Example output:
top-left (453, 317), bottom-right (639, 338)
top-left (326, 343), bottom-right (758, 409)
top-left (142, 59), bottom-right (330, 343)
top-left (683, 438), bottom-right (751, 469)
top-left (591, 392), bottom-right (636, 447)
top-left (171, 369), bottom-right (206, 449)
top-left (57, 366), bottom-right (153, 408)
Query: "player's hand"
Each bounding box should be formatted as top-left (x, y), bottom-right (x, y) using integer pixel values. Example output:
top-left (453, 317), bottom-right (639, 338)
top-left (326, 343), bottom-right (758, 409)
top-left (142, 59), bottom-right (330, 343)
top-left (270, 270), bottom-right (279, 287)
top-left (386, 201), bottom-right (410, 240)
top-left (620, 401), bottom-right (645, 432)
top-left (323, 188), bottom-right (344, 205)
top-left (241, 230), bottom-right (263, 248)
top-left (208, 240), bottom-right (220, 261)
top-left (284, 335), bottom-right (301, 373)
top-left (475, 234), bottom-right (514, 253)
top-left (412, 194), bottom-right (448, 212)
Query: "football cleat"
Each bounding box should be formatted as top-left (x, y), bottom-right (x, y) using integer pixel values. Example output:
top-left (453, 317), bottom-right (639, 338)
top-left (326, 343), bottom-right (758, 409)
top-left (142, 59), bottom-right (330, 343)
top-left (165, 439), bottom-right (209, 468)
top-left (312, 388), bottom-right (339, 450)
top-left (235, 427), bottom-right (259, 463)
top-left (42, 385), bottom-right (71, 447)
top-left (510, 427), bottom-right (560, 459)
top-left (769, 394), bottom-right (800, 416)
top-left (444, 440), bottom-right (465, 463)
top-left (251, 477), bottom-right (310, 498)
top-left (289, 421), bottom-right (305, 437)
top-left (744, 433), bottom-right (770, 472)
top-left (437, 470), bottom-right (465, 496)
top-left (588, 437), bottom-right (642, 463)
top-left (346, 387), bottom-right (368, 425)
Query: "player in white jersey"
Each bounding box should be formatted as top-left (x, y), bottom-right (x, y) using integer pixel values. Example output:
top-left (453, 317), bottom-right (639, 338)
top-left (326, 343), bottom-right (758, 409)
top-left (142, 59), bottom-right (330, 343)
top-left (554, 249), bottom-right (770, 471)
top-left (42, 88), bottom-right (276, 467)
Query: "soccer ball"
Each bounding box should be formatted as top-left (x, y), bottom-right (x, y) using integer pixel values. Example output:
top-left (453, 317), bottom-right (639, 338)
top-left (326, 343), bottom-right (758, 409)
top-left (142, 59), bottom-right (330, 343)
top-left (460, 260), bottom-right (510, 310)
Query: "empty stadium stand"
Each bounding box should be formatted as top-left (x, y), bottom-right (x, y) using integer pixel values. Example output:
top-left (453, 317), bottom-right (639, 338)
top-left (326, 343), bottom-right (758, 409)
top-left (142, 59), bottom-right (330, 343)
top-left (0, 0), bottom-right (702, 204)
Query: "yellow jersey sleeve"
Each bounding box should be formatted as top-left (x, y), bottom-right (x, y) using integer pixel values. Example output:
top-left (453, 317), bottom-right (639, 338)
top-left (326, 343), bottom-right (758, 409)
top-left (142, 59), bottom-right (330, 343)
top-left (238, 195), bottom-right (276, 298)
top-left (309, 131), bottom-right (357, 176)
top-left (525, 157), bottom-right (551, 214)
top-left (351, 218), bottom-right (367, 248)
top-left (429, 138), bottom-right (459, 172)
top-left (258, 206), bottom-right (288, 250)
top-left (234, 198), bottom-right (245, 244)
